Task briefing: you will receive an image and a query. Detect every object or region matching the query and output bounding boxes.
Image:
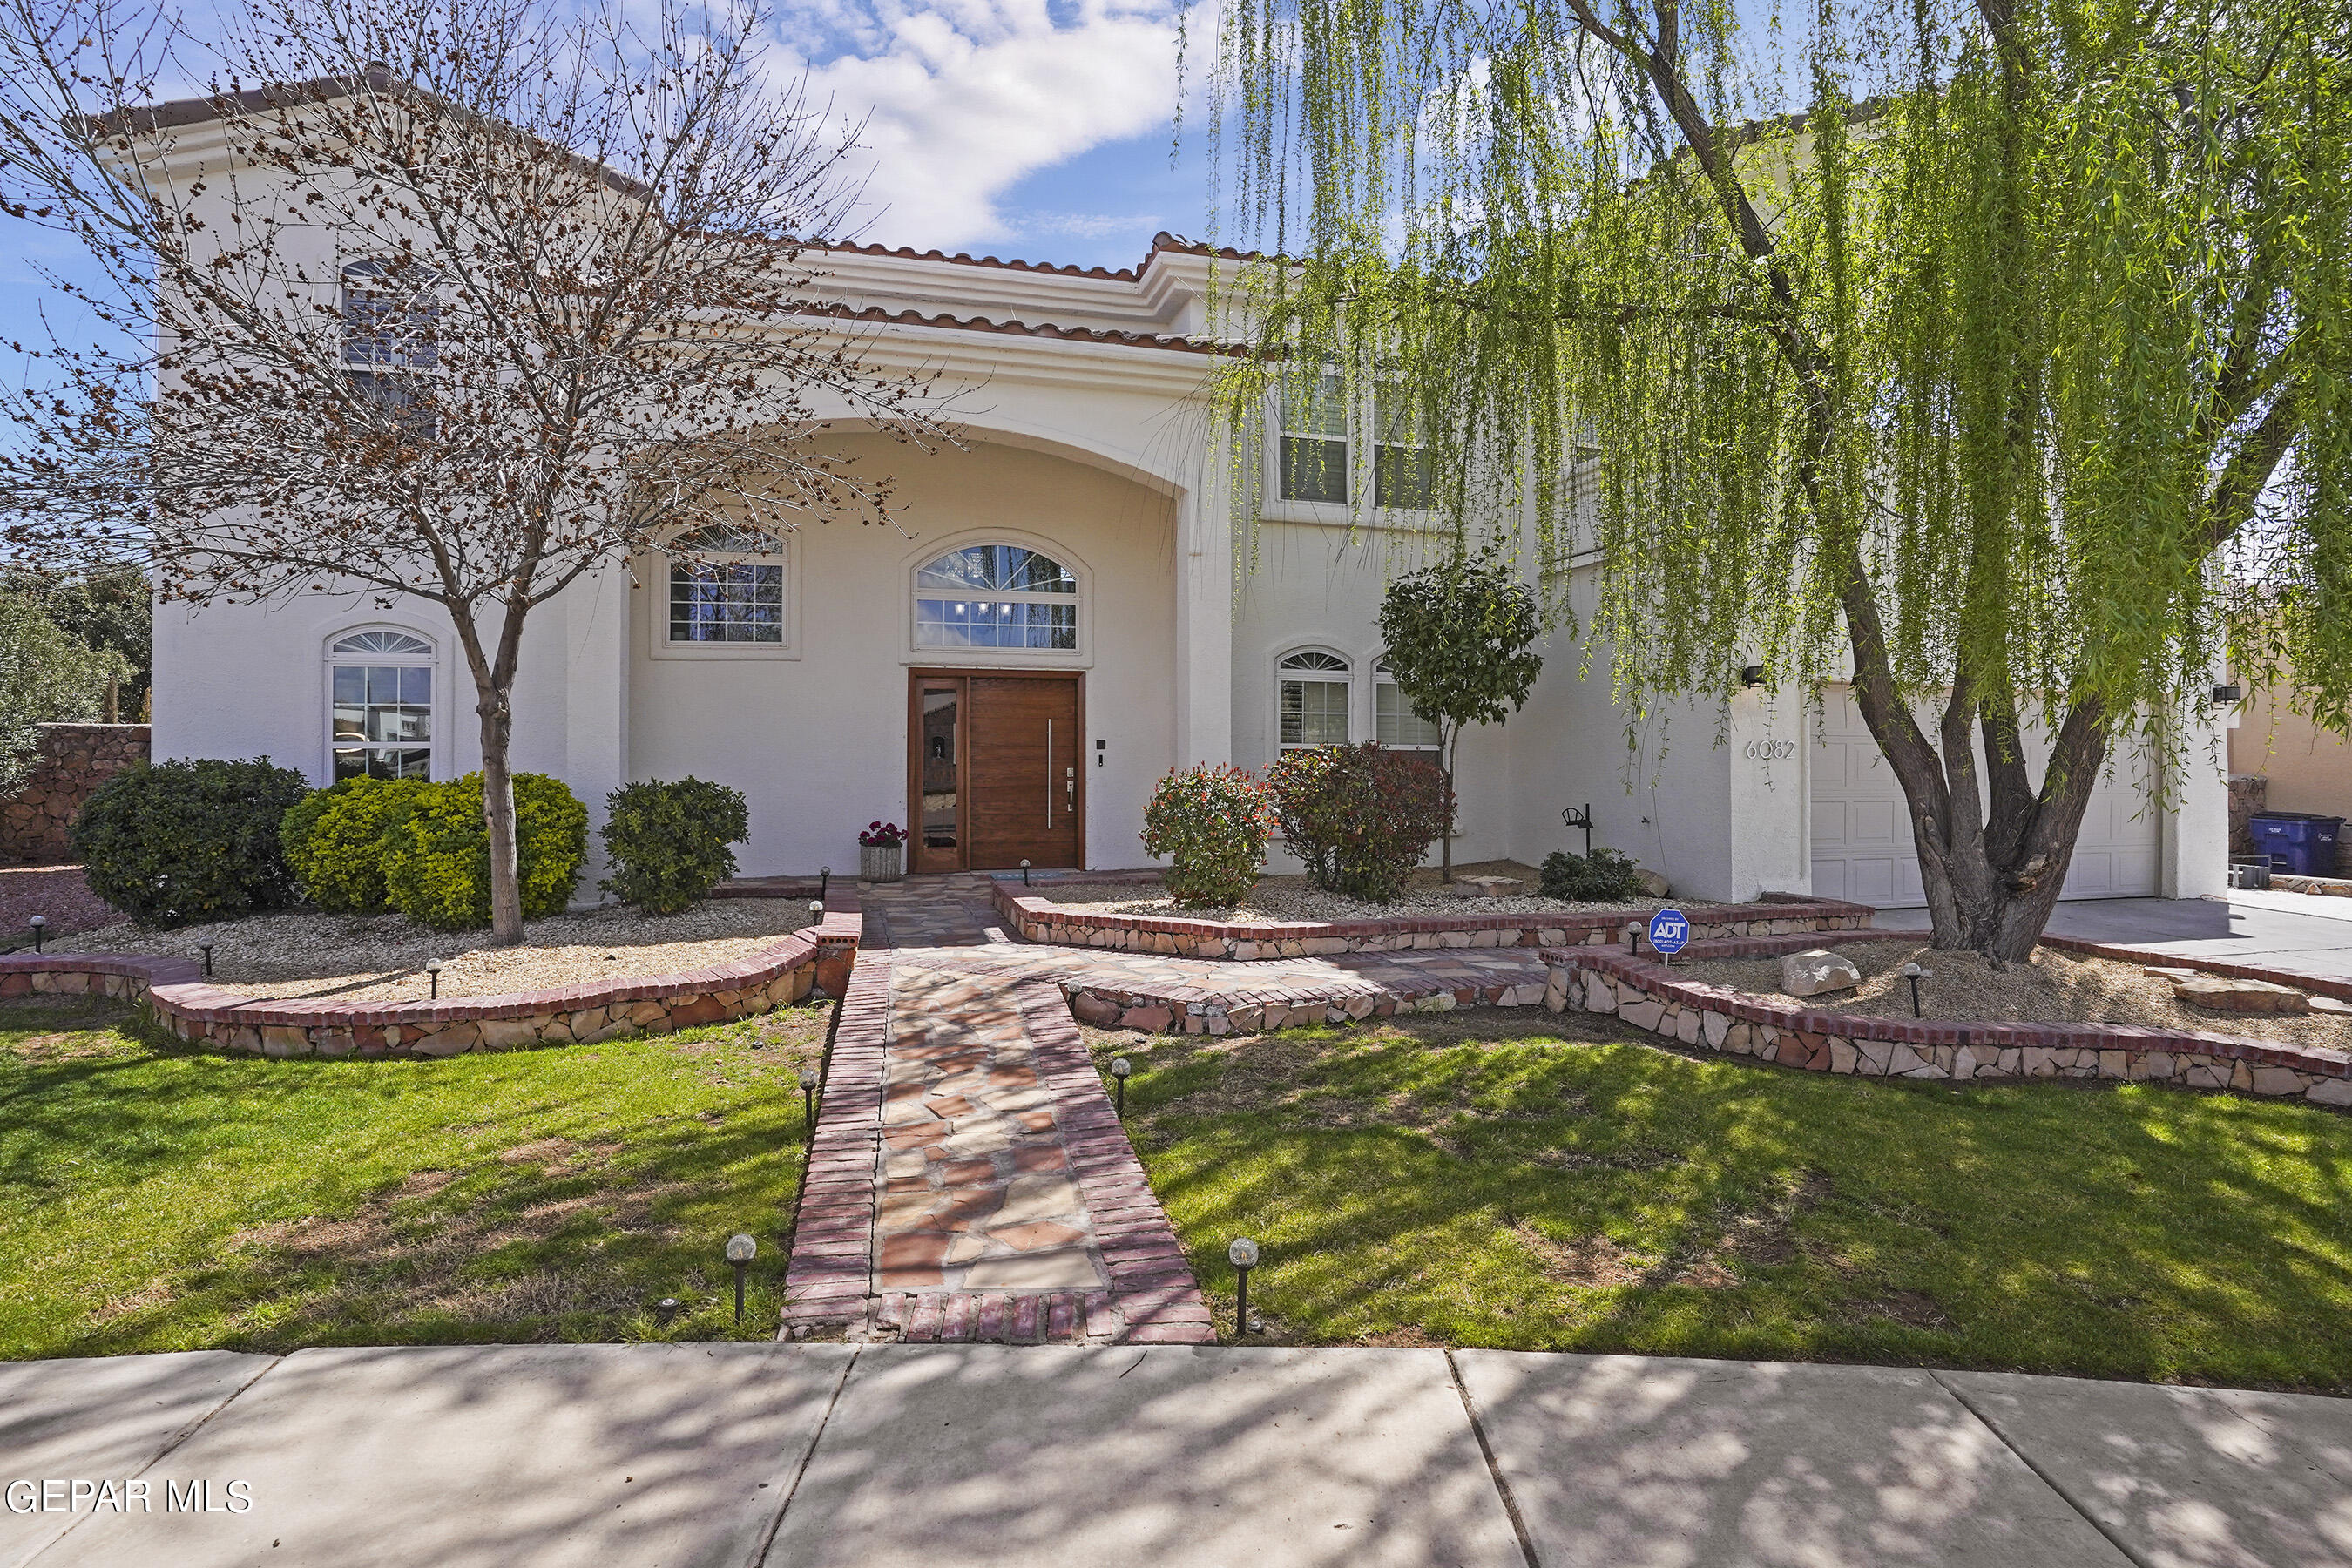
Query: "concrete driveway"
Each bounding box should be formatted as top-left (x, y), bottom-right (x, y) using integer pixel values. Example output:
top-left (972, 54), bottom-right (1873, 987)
top-left (1878, 895), bottom-right (2352, 983)
top-left (5, 1343), bottom-right (2349, 1568)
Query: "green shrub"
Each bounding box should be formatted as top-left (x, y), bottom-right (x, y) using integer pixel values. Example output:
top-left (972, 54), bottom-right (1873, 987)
top-left (381, 772), bottom-right (589, 931)
top-left (1140, 764), bottom-right (1274, 907)
top-left (598, 777), bottom-right (750, 914)
top-left (1538, 846), bottom-right (1646, 902)
top-left (1266, 743), bottom-right (1452, 904)
top-left (281, 777), bottom-right (431, 915)
top-left (71, 757), bottom-right (311, 927)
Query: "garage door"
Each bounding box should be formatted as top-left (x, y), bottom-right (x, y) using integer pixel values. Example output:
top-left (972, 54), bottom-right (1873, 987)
top-left (1809, 686), bottom-right (2160, 906)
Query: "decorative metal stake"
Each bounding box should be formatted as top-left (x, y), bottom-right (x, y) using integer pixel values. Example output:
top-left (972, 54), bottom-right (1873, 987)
top-left (1559, 803), bottom-right (1592, 858)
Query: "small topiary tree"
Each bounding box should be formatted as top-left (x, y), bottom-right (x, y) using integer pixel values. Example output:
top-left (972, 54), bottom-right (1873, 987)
top-left (1140, 764), bottom-right (1274, 907)
top-left (598, 777), bottom-right (750, 915)
top-left (280, 776), bottom-right (432, 915)
top-left (1267, 742), bottom-right (1452, 903)
top-left (382, 772), bottom-right (588, 931)
top-left (1377, 546), bottom-right (1544, 880)
top-left (1538, 847), bottom-right (1646, 903)
top-left (72, 756), bottom-right (310, 926)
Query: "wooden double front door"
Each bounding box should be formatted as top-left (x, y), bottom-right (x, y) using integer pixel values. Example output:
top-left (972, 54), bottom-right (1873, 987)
top-left (909, 671), bottom-right (1083, 873)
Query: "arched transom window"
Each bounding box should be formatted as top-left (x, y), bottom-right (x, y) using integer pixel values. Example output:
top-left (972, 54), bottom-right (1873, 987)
top-left (328, 629), bottom-right (433, 781)
top-left (1278, 649), bottom-right (1352, 749)
top-left (914, 544), bottom-right (1078, 651)
top-left (667, 524), bottom-right (787, 645)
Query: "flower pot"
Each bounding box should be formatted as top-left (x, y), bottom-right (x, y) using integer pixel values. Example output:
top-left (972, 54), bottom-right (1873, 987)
top-left (860, 843), bottom-right (903, 883)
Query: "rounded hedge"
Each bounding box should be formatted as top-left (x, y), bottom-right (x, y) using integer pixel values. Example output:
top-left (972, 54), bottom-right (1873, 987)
top-left (281, 776), bottom-right (432, 915)
top-left (71, 756), bottom-right (312, 927)
top-left (381, 772), bottom-right (588, 931)
top-left (598, 777), bottom-right (750, 915)
top-left (1140, 763), bottom-right (1274, 907)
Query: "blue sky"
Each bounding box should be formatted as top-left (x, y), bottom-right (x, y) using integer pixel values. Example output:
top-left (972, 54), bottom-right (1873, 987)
top-left (0, 0), bottom-right (1213, 382)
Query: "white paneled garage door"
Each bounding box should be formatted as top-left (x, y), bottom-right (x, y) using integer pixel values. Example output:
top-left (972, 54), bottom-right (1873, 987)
top-left (1810, 686), bottom-right (2160, 906)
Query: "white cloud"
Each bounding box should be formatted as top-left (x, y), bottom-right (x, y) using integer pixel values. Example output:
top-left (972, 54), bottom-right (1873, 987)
top-left (772, 0), bottom-right (1182, 248)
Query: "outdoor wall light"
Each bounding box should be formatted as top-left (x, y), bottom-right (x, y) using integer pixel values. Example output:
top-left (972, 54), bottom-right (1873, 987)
top-left (28, 915), bottom-right (45, 954)
top-left (1740, 665), bottom-right (1767, 688)
top-left (1900, 961), bottom-right (1932, 1018)
top-left (1227, 1237), bottom-right (1260, 1336)
top-left (799, 1068), bottom-right (820, 1138)
top-left (1108, 1056), bottom-right (1132, 1116)
top-left (426, 957), bottom-right (443, 1000)
top-left (725, 1233), bottom-right (758, 1325)
top-left (1020, 858), bottom-right (1032, 886)
top-left (198, 941), bottom-right (215, 977)
top-left (2211, 684), bottom-right (2243, 706)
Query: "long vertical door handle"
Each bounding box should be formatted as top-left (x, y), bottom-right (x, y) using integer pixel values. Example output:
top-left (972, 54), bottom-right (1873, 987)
top-left (1044, 718), bottom-right (1053, 828)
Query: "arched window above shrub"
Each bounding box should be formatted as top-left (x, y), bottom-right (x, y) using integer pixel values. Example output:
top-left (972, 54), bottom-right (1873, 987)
top-left (1278, 649), bottom-right (1352, 749)
top-left (328, 629), bottom-right (433, 781)
top-left (913, 544), bottom-right (1078, 650)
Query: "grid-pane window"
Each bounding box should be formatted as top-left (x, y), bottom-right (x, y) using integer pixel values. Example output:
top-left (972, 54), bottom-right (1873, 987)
top-left (1375, 659), bottom-right (1442, 748)
top-left (328, 630), bottom-right (432, 781)
top-left (1277, 375), bottom-right (1349, 504)
top-left (1279, 649), bottom-right (1352, 748)
top-left (1373, 386), bottom-right (1436, 510)
top-left (914, 544), bottom-right (1078, 651)
top-left (341, 260), bottom-right (439, 368)
top-left (667, 525), bottom-right (786, 644)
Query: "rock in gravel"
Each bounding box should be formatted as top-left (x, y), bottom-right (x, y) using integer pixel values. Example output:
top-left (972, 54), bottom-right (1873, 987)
top-left (2140, 964), bottom-right (2200, 979)
top-left (2312, 996), bottom-right (2352, 1016)
top-left (1780, 949), bottom-right (1862, 997)
top-left (1635, 870), bottom-right (1672, 898)
top-left (2173, 976), bottom-right (2311, 1014)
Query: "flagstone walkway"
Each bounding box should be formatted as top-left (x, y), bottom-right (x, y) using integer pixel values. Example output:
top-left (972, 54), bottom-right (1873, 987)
top-left (783, 875), bottom-right (1558, 1346)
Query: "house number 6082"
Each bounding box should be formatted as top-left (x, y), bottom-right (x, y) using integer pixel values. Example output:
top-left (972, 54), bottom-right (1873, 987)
top-left (1744, 740), bottom-right (1796, 760)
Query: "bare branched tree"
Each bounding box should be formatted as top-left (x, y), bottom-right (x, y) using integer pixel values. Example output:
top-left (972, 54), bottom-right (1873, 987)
top-left (0, 0), bottom-right (950, 941)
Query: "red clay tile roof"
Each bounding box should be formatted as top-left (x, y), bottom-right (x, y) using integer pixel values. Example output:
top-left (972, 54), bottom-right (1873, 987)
top-left (809, 301), bottom-right (1243, 356)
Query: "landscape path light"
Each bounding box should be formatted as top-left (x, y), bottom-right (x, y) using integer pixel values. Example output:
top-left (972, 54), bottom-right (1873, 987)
top-left (1901, 961), bottom-right (1932, 1019)
top-left (426, 957), bottom-right (443, 1000)
top-left (799, 1068), bottom-right (820, 1139)
top-left (725, 1233), bottom-right (758, 1325)
top-left (818, 866), bottom-right (830, 904)
top-left (1019, 858), bottom-right (1031, 886)
top-left (1108, 1056), bottom-right (1132, 1116)
top-left (198, 941), bottom-right (215, 977)
top-left (1228, 1237), bottom-right (1260, 1336)
top-left (28, 915), bottom-right (45, 954)
top-left (808, 898), bottom-right (824, 923)
top-left (655, 1296), bottom-right (680, 1328)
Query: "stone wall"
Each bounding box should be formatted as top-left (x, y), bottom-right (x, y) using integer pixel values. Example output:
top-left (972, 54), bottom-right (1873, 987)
top-left (0, 724), bottom-right (149, 865)
top-left (1541, 934), bottom-right (2352, 1109)
top-left (2227, 774), bottom-right (2268, 855)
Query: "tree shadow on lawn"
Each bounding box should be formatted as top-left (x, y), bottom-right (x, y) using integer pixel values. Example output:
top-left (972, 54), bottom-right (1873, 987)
top-left (1, 998), bottom-right (828, 1358)
top-left (1092, 1012), bottom-right (2352, 1391)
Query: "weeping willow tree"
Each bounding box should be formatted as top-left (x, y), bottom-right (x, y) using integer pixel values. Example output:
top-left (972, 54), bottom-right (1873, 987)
top-left (1200, 0), bottom-right (2350, 960)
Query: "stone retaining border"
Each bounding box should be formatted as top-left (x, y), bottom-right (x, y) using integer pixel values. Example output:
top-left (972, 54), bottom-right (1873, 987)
top-left (0, 893), bottom-right (862, 1058)
top-left (1540, 932), bottom-right (2352, 1108)
top-left (995, 875), bottom-right (1875, 960)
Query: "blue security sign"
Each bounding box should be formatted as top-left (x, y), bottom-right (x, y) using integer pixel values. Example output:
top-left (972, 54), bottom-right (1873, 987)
top-left (1646, 908), bottom-right (1690, 958)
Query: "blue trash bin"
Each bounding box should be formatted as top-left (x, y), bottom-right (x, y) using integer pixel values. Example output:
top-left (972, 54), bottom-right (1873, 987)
top-left (2248, 813), bottom-right (2344, 878)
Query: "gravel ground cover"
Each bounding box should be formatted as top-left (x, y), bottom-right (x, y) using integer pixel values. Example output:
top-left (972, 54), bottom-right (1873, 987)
top-left (0, 864), bottom-right (119, 947)
top-left (0, 996), bottom-right (830, 1357)
top-left (1086, 1011), bottom-right (2352, 1389)
top-left (71, 898), bottom-right (817, 1003)
top-left (1037, 859), bottom-right (1659, 923)
top-left (1684, 939), bottom-right (2352, 1051)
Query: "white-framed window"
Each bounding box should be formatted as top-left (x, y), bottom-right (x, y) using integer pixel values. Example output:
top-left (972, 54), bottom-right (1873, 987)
top-left (1375, 657), bottom-right (1442, 748)
top-left (666, 524), bottom-right (788, 645)
top-left (1373, 386), bottom-right (1436, 510)
top-left (913, 544), bottom-right (1078, 651)
top-left (1276, 375), bottom-right (1350, 504)
top-left (341, 258), bottom-right (439, 368)
top-left (328, 628), bottom-right (434, 781)
top-left (1278, 649), bottom-right (1353, 749)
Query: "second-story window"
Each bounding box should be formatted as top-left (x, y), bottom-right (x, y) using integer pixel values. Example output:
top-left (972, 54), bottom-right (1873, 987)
top-left (1276, 375), bottom-right (1349, 504)
top-left (1374, 387), bottom-right (1436, 510)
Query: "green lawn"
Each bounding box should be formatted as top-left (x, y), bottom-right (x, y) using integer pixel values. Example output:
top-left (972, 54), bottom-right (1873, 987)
top-left (1093, 1012), bottom-right (2352, 1391)
top-left (0, 996), bottom-right (829, 1360)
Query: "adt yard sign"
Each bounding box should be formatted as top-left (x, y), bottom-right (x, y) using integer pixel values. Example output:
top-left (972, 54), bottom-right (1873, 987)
top-left (1647, 908), bottom-right (1690, 960)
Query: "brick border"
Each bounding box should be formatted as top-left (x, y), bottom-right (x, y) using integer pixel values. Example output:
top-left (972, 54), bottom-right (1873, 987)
top-left (994, 875), bottom-right (1874, 960)
top-left (781, 943), bottom-right (890, 1334)
top-left (0, 891), bottom-right (862, 1058)
top-left (1540, 933), bottom-right (2352, 1106)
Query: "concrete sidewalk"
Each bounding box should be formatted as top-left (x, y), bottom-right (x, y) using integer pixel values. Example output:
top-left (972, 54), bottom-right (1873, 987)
top-left (5, 1344), bottom-right (2349, 1568)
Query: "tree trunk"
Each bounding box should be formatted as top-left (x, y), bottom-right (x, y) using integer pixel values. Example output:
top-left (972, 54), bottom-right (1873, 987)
top-left (476, 685), bottom-right (525, 946)
top-left (1439, 723), bottom-right (1457, 882)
